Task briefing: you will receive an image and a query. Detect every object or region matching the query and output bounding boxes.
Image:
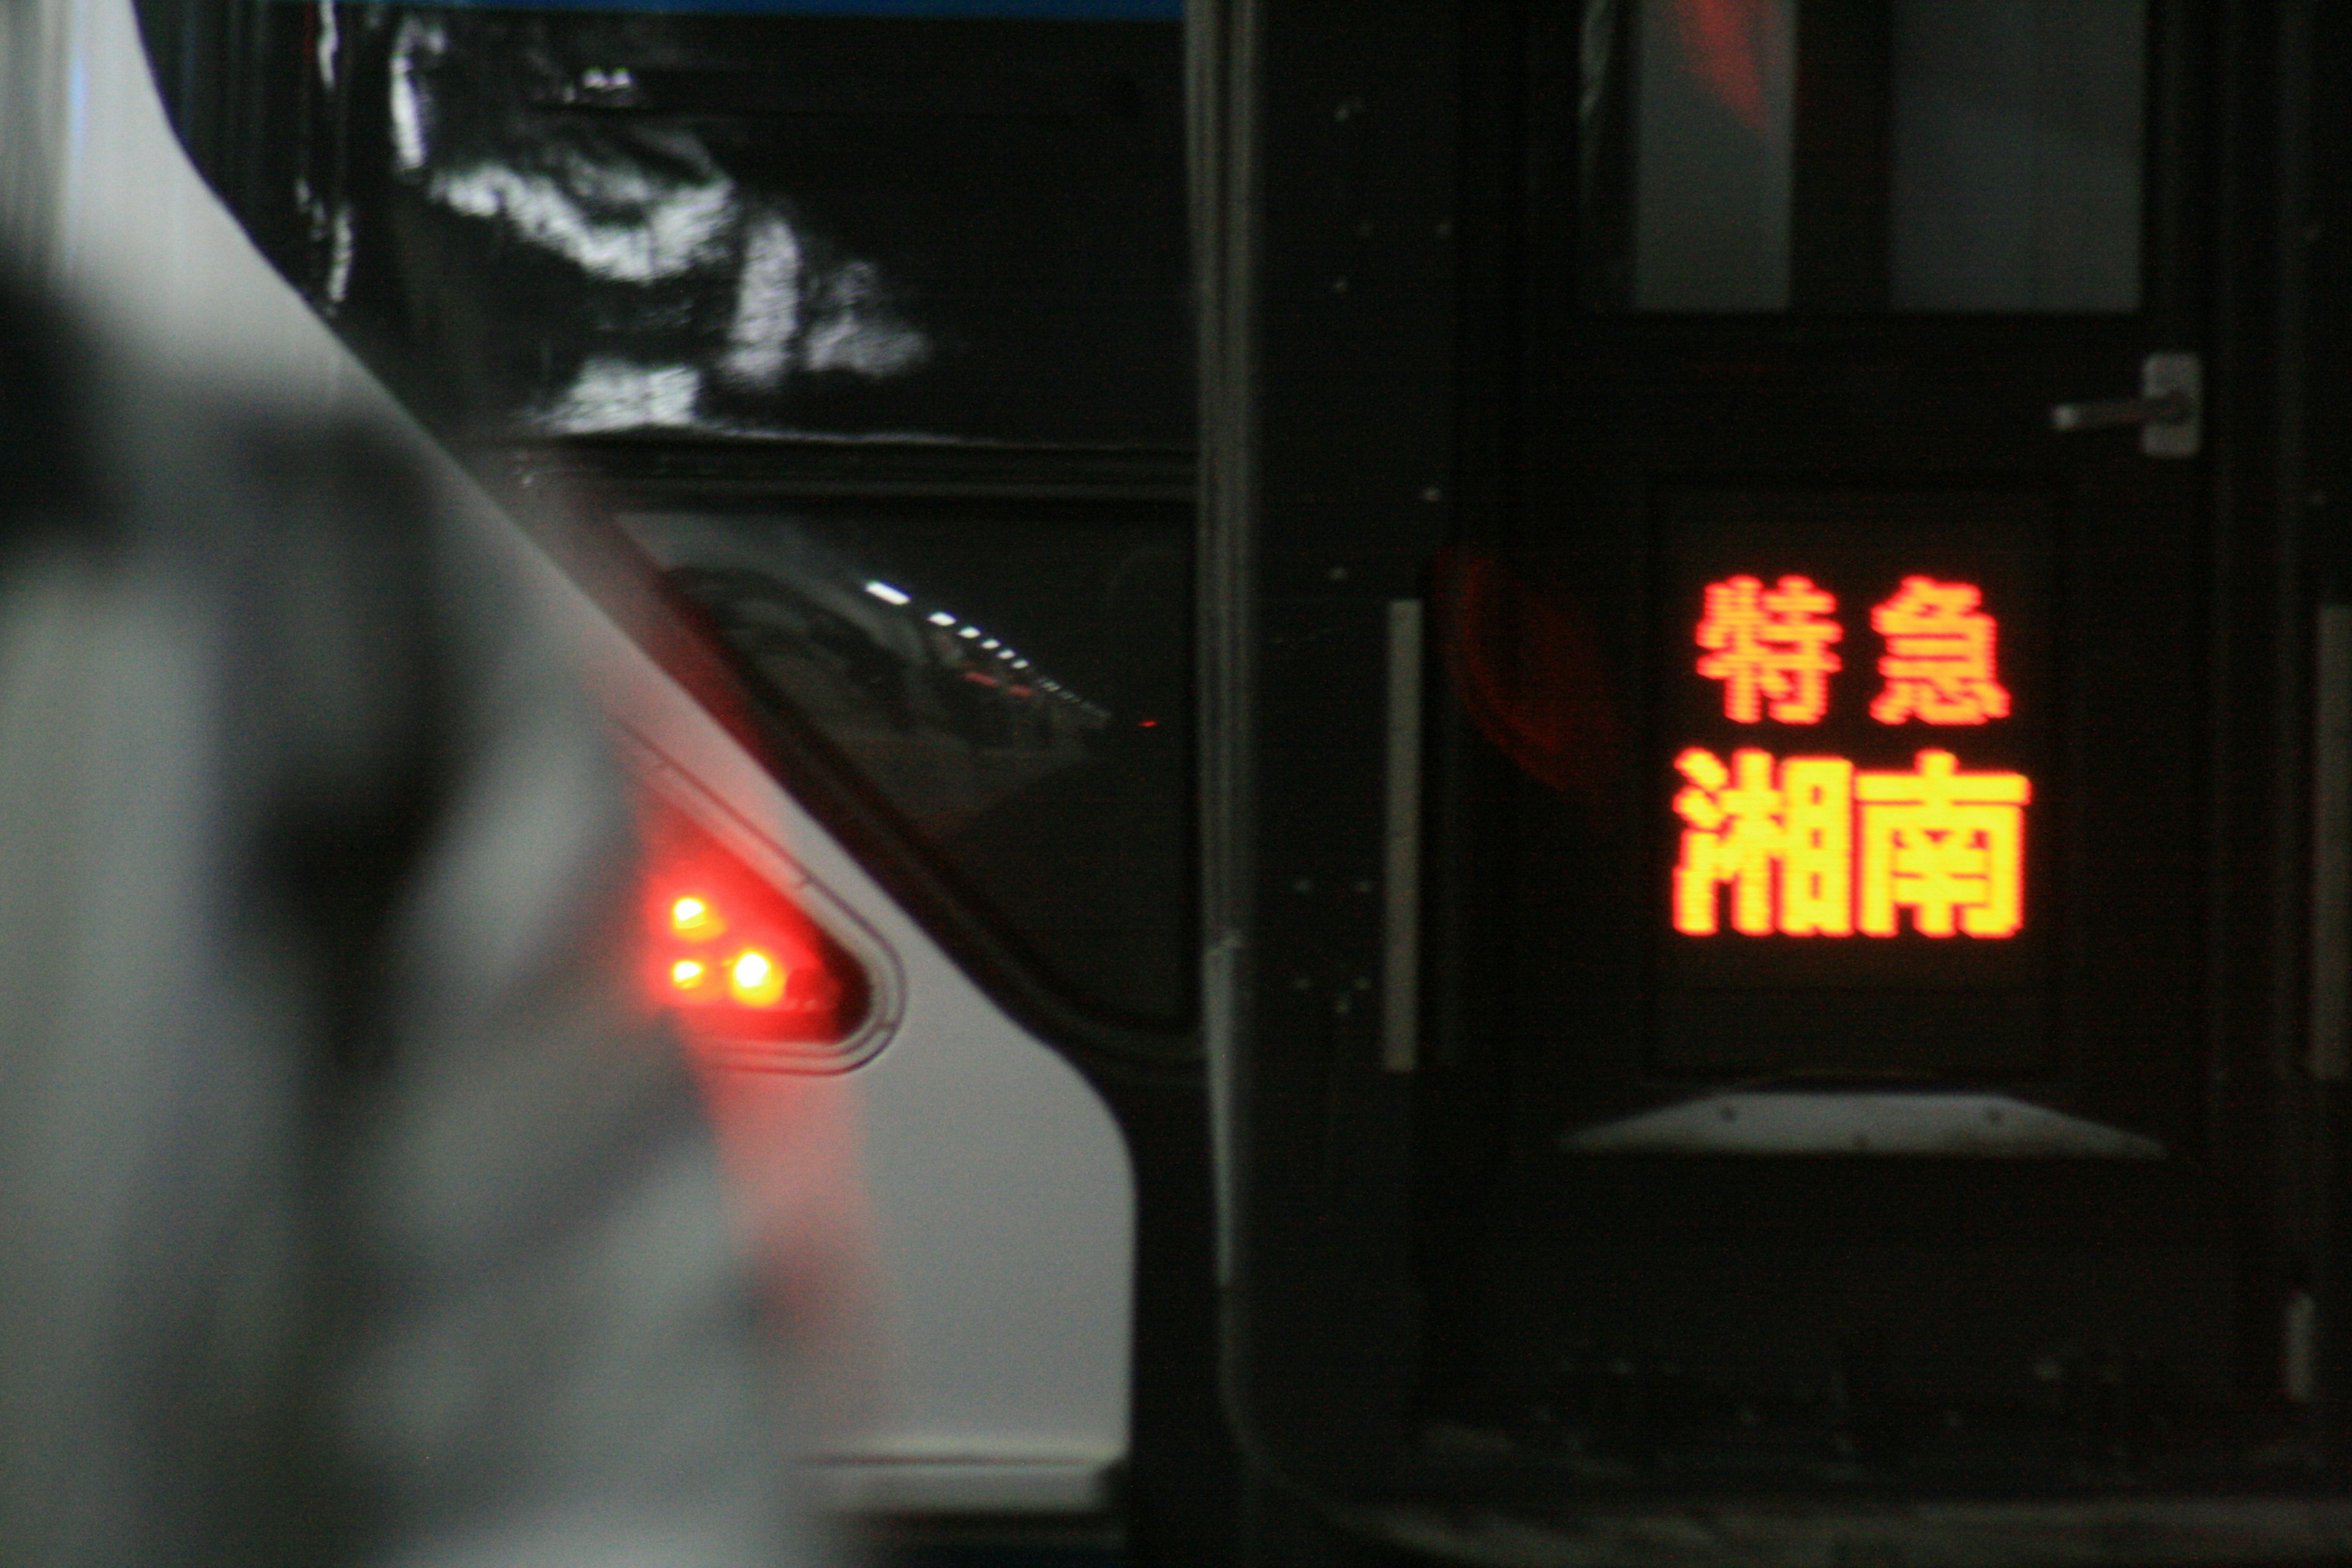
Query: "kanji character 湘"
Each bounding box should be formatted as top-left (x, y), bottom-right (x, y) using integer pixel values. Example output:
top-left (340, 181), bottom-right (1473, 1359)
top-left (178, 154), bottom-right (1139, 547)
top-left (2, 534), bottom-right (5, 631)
top-left (1671, 747), bottom-right (1853, 935)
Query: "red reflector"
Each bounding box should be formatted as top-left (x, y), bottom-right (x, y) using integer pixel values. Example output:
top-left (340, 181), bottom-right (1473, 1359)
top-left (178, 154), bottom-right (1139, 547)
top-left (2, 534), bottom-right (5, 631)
top-left (641, 801), bottom-right (870, 1049)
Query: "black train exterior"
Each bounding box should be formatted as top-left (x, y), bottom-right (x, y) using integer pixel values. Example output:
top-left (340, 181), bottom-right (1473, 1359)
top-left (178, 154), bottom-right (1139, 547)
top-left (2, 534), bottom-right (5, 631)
top-left (1195, 0), bottom-right (2352, 1559)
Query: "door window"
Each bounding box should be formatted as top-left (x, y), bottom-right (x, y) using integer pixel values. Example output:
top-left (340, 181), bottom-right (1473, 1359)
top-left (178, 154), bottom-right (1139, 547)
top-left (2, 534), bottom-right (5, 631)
top-left (1589, 0), bottom-right (2147, 311)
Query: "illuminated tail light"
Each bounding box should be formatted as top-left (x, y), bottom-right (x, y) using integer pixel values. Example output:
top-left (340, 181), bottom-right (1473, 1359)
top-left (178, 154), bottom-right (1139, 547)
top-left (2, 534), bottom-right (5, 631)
top-left (641, 801), bottom-right (870, 1050)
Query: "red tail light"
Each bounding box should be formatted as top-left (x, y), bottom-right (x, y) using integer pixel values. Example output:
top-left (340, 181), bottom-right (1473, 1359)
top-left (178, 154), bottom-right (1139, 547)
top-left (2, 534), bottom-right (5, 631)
top-left (641, 800), bottom-right (871, 1052)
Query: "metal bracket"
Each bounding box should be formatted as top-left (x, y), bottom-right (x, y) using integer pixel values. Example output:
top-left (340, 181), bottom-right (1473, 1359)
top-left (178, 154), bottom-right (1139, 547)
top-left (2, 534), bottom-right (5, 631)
top-left (1561, 1090), bottom-right (2166, 1158)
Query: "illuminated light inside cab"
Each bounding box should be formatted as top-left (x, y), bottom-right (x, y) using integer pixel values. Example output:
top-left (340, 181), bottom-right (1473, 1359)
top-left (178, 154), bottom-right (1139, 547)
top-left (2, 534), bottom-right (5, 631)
top-left (959, 626), bottom-right (981, 639)
top-left (728, 949), bottom-right (787, 1007)
top-left (1672, 574), bottom-right (2030, 940)
top-left (863, 580), bottom-right (911, 606)
top-left (640, 801), bottom-right (871, 1049)
top-left (669, 894), bottom-right (725, 939)
top-left (927, 610), bottom-right (957, 628)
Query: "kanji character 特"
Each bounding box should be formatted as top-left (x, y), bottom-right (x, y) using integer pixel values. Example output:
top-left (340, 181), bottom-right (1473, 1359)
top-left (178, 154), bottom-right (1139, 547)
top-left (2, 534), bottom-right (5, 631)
top-left (1695, 574), bottom-right (1844, 724)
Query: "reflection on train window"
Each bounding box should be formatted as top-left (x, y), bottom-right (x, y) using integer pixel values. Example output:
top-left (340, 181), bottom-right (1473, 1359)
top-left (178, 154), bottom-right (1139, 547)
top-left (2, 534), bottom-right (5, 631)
top-left (141, 2), bottom-right (1190, 444)
top-left (137, 0), bottom-right (1200, 1033)
top-left (619, 507), bottom-right (1193, 1025)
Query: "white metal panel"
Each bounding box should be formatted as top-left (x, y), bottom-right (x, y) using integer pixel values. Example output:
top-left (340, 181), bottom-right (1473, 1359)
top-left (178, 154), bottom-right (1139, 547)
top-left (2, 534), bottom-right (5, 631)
top-left (592, 627), bottom-right (1135, 1493)
top-left (9, 0), bottom-right (356, 393)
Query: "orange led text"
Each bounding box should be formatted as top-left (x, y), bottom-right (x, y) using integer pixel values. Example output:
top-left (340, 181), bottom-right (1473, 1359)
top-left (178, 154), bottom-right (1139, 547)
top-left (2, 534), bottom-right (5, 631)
top-left (1673, 747), bottom-right (2029, 938)
top-left (1869, 577), bottom-right (2010, 725)
top-left (1695, 575), bottom-right (1843, 724)
top-left (1694, 573), bottom-right (2013, 725)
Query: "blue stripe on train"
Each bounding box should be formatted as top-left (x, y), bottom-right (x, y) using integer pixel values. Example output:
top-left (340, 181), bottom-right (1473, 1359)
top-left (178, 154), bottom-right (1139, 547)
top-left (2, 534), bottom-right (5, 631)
top-left (358, 0), bottom-right (1179, 16)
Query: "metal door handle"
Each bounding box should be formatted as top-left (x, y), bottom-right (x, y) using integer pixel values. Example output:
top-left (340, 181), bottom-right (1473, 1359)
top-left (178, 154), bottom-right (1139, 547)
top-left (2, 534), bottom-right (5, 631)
top-left (2049, 391), bottom-right (2194, 430)
top-left (2049, 351), bottom-right (2201, 458)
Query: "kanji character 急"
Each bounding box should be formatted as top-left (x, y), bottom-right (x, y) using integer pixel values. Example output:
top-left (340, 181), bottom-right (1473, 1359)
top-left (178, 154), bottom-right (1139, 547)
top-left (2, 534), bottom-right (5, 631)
top-left (1870, 576), bottom-right (2011, 726)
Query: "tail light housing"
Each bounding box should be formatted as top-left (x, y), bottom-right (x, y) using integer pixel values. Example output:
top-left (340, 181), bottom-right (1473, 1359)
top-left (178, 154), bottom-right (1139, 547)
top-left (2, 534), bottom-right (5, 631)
top-left (640, 796), bottom-right (876, 1063)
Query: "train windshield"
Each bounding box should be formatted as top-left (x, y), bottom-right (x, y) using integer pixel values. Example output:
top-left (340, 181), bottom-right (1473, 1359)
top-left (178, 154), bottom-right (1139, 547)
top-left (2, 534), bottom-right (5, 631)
top-left (137, 0), bottom-right (1196, 1034)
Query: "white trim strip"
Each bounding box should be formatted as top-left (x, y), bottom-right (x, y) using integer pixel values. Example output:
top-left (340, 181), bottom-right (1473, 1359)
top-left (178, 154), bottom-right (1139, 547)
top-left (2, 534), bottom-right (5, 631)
top-left (1383, 598), bottom-right (1424, 1073)
top-left (2311, 603), bottom-right (2351, 1081)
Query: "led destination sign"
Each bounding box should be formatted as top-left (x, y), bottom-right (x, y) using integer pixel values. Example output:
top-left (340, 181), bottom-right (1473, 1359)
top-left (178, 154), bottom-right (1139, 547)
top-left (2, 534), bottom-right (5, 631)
top-left (1673, 575), bottom-right (2029, 940)
top-left (1652, 496), bottom-right (2052, 1075)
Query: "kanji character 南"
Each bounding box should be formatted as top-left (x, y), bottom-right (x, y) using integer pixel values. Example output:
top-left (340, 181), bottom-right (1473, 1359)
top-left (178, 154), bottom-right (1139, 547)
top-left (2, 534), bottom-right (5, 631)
top-left (1869, 577), bottom-right (2011, 725)
top-left (1854, 749), bottom-right (2030, 937)
top-left (1695, 575), bottom-right (1844, 724)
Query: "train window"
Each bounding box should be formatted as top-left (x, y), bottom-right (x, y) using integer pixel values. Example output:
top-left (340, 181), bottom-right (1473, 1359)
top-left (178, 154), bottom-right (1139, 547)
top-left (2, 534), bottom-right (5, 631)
top-left (1588, 0), bottom-right (2146, 312)
top-left (617, 496), bottom-right (1193, 1025)
top-left (140, 0), bottom-right (1189, 445)
top-left (136, 0), bottom-right (1199, 1040)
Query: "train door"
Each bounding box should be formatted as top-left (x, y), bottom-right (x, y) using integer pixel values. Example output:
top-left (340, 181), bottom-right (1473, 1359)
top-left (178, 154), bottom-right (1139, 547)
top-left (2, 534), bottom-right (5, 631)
top-left (1200, 0), bottom-right (2352, 1556)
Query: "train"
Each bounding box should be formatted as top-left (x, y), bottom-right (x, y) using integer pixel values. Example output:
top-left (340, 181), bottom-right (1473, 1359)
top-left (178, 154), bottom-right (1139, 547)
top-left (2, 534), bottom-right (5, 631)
top-left (31, 0), bottom-right (2352, 1561)
top-left (1195, 0), bottom-right (2352, 1561)
top-left (1, 0), bottom-right (1197, 1556)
